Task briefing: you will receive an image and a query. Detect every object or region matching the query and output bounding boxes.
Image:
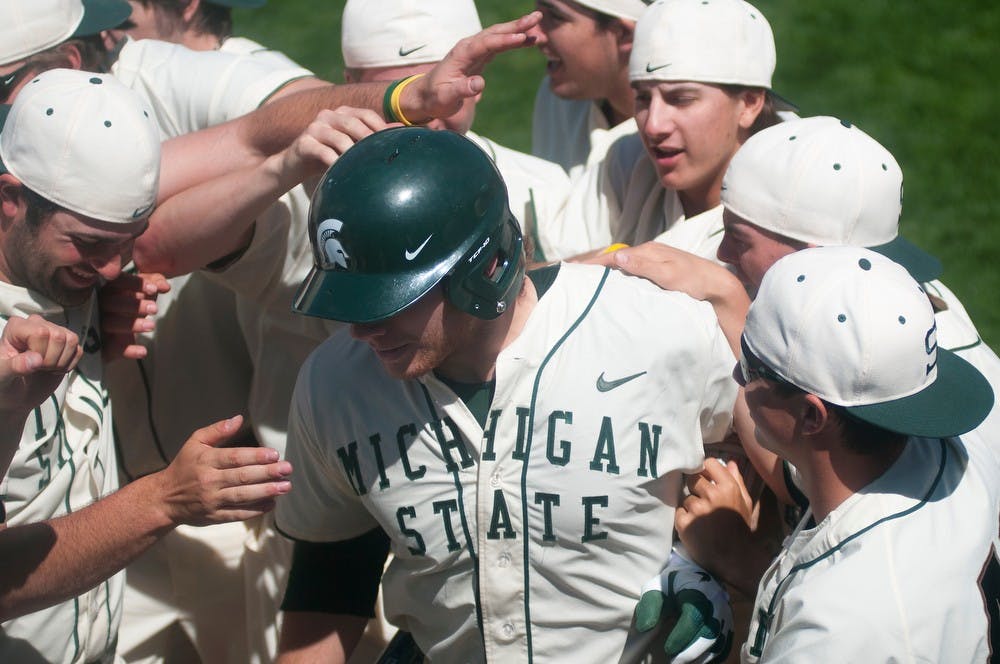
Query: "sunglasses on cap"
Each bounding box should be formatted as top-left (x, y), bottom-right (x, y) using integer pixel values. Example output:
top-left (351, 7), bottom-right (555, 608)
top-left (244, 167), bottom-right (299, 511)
top-left (0, 62), bottom-right (34, 103)
top-left (737, 335), bottom-right (797, 388)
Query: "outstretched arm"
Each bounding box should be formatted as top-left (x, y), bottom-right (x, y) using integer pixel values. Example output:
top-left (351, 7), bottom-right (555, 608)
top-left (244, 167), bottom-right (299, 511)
top-left (0, 415), bottom-right (291, 621)
top-left (138, 108), bottom-right (387, 276)
top-left (157, 12), bottom-right (541, 201)
top-left (0, 316), bottom-right (82, 476)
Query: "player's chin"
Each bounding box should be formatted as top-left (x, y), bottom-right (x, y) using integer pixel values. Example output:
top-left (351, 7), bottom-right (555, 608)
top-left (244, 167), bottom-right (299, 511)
top-left (377, 352), bottom-right (431, 381)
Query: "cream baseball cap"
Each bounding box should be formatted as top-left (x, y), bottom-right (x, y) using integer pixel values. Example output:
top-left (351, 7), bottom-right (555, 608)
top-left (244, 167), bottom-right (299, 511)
top-left (575, 0), bottom-right (651, 21)
top-left (0, 0), bottom-right (132, 67)
top-left (722, 116), bottom-right (941, 282)
top-left (0, 68), bottom-right (160, 223)
top-left (341, 0), bottom-right (483, 69)
top-left (744, 246), bottom-right (992, 438)
top-left (630, 0), bottom-right (775, 87)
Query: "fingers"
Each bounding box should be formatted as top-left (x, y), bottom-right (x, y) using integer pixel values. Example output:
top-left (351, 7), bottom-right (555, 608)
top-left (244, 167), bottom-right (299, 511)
top-left (4, 315), bottom-right (82, 376)
top-left (634, 590), bottom-right (666, 633)
top-left (187, 414), bottom-right (246, 449)
top-left (98, 273), bottom-right (167, 361)
top-left (320, 107), bottom-right (388, 140)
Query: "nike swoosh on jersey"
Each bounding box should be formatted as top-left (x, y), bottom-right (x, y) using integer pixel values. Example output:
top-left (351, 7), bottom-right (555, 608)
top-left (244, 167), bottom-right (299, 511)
top-left (645, 62), bottom-right (671, 73)
top-left (398, 44), bottom-right (427, 57)
top-left (405, 235), bottom-right (433, 261)
top-left (596, 370), bottom-right (647, 392)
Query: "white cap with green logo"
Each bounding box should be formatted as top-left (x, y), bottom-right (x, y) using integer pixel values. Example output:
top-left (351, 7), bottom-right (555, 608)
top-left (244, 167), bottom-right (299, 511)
top-left (744, 246), bottom-right (992, 438)
top-left (0, 68), bottom-right (160, 224)
top-left (0, 0), bottom-right (132, 67)
top-left (341, 0), bottom-right (482, 69)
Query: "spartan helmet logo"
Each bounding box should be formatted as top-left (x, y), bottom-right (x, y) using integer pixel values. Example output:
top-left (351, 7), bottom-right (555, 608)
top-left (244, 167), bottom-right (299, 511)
top-left (317, 218), bottom-right (350, 270)
top-left (924, 320), bottom-right (939, 375)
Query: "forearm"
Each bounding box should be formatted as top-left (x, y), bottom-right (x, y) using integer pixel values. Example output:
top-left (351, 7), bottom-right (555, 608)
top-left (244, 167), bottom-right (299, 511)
top-left (705, 272), bottom-right (751, 358)
top-left (0, 473), bottom-right (175, 621)
top-left (240, 83), bottom-right (389, 158)
top-left (136, 152), bottom-right (297, 276)
top-left (277, 612), bottom-right (367, 664)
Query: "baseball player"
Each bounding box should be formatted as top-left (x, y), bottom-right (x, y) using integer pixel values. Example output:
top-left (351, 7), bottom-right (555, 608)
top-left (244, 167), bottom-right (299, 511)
top-left (528, 0), bottom-right (644, 179)
top-left (90, 1), bottom-right (323, 661)
top-left (0, 67), bottom-right (291, 663)
top-left (596, 116), bottom-right (1000, 592)
top-left (540, 0), bottom-right (791, 261)
top-left (732, 245), bottom-right (997, 661)
top-left (275, 126), bottom-right (737, 663)
top-left (340, 0), bottom-right (571, 264)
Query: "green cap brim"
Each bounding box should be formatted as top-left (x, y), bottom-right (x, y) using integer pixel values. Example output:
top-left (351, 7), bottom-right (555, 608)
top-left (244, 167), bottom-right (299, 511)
top-left (768, 90), bottom-right (799, 114)
top-left (869, 235), bottom-right (943, 283)
top-left (846, 348), bottom-right (994, 438)
top-left (292, 262), bottom-right (450, 324)
top-left (0, 104), bottom-right (10, 175)
top-left (74, 0), bottom-right (133, 36)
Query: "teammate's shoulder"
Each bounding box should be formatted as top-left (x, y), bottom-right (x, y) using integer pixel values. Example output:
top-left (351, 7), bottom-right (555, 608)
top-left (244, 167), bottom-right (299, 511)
top-left (469, 132), bottom-right (569, 182)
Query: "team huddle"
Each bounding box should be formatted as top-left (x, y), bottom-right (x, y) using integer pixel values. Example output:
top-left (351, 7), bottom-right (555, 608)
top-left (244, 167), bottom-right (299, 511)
top-left (0, 1), bottom-right (996, 664)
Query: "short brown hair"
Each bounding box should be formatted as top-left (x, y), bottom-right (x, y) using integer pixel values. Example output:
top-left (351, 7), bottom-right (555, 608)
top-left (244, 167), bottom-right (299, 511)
top-left (134, 0), bottom-right (234, 40)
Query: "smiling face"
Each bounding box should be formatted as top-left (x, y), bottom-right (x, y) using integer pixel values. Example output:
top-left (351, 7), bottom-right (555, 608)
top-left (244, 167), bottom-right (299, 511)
top-left (0, 189), bottom-right (146, 306)
top-left (634, 80), bottom-right (763, 215)
top-left (530, 0), bottom-right (626, 102)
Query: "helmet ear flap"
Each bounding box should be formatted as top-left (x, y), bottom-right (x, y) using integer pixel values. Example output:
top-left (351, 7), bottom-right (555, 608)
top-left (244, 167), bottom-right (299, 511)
top-left (444, 213), bottom-right (525, 319)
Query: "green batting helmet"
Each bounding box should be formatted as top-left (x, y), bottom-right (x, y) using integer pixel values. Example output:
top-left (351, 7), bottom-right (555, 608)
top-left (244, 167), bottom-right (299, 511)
top-left (293, 127), bottom-right (525, 324)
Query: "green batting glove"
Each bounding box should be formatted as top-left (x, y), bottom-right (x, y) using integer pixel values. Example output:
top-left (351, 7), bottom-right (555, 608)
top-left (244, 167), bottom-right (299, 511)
top-left (634, 547), bottom-right (733, 663)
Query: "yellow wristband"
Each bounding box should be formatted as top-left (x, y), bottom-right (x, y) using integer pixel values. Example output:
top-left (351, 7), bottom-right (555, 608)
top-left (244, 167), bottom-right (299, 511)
top-left (390, 73), bottom-right (425, 127)
top-left (601, 243), bottom-right (630, 255)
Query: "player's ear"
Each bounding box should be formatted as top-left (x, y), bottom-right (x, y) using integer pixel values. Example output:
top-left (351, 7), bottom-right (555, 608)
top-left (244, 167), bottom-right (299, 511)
top-left (800, 393), bottom-right (830, 437)
top-left (182, 0), bottom-right (202, 25)
top-left (612, 18), bottom-right (635, 59)
top-left (0, 175), bottom-right (26, 221)
top-left (54, 41), bottom-right (85, 70)
top-left (736, 88), bottom-right (766, 131)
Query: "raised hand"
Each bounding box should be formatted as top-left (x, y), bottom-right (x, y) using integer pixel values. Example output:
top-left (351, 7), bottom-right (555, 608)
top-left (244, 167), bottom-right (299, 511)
top-left (400, 12), bottom-right (541, 123)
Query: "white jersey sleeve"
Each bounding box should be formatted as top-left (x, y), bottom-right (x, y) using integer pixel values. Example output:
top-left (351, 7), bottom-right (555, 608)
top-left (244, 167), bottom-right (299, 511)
top-left (277, 330), bottom-right (383, 542)
top-left (110, 37), bottom-right (313, 139)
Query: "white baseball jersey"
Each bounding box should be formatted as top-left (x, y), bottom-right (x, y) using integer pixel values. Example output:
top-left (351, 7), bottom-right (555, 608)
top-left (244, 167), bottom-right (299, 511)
top-left (466, 131), bottom-right (571, 263)
top-left (0, 284), bottom-right (119, 664)
top-left (539, 132), bottom-right (726, 262)
top-left (277, 263), bottom-right (737, 663)
top-left (106, 36), bottom-right (312, 664)
top-left (745, 433), bottom-right (1000, 662)
top-left (531, 78), bottom-right (638, 181)
top-left (110, 37), bottom-right (313, 140)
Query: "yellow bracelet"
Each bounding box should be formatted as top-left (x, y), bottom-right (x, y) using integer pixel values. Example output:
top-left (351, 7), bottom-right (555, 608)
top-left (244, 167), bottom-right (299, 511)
top-left (390, 73), bottom-right (425, 126)
top-left (601, 243), bottom-right (630, 255)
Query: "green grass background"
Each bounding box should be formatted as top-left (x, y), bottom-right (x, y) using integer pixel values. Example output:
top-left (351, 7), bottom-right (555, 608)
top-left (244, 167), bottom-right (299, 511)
top-left (234, 1), bottom-right (1000, 348)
